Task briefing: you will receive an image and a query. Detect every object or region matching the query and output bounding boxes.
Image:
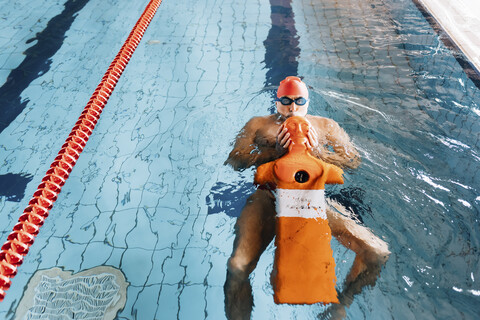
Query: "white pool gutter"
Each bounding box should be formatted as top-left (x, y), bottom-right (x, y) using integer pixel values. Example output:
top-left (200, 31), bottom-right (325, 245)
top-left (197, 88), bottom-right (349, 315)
top-left (418, 0), bottom-right (480, 74)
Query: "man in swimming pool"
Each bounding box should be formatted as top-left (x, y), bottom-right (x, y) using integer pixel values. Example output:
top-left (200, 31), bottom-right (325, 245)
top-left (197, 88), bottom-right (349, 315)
top-left (224, 76), bottom-right (390, 320)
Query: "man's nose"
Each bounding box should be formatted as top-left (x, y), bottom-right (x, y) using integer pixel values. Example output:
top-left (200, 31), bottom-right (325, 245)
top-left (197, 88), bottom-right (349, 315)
top-left (289, 103), bottom-right (298, 112)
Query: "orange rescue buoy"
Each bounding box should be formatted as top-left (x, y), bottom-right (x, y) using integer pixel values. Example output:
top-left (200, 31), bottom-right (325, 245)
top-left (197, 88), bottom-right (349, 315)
top-left (254, 116), bottom-right (344, 305)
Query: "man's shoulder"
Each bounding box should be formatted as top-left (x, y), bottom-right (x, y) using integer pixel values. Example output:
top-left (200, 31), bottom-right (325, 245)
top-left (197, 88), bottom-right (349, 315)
top-left (246, 114), bottom-right (277, 126)
top-left (306, 115), bottom-right (337, 127)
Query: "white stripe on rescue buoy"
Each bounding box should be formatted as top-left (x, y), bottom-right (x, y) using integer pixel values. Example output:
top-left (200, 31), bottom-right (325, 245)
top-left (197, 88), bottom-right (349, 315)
top-left (275, 189), bottom-right (326, 219)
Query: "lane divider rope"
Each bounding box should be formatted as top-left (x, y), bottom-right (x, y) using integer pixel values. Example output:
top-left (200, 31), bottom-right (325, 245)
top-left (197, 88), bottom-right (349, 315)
top-left (0, 0), bottom-right (163, 302)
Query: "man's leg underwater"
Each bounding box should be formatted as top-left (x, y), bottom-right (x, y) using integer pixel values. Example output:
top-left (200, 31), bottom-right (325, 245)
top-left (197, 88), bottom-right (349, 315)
top-left (224, 189), bottom-right (276, 320)
top-left (323, 199), bottom-right (390, 318)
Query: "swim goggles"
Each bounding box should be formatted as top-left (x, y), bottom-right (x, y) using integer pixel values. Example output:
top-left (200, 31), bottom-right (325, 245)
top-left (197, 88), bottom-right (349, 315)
top-left (275, 96), bottom-right (309, 106)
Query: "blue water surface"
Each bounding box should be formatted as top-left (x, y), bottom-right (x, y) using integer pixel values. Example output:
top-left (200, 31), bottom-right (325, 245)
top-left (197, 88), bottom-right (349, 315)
top-left (0, 0), bottom-right (479, 319)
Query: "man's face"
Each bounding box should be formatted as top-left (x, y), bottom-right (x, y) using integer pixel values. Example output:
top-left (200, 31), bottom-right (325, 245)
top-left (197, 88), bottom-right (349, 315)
top-left (276, 95), bottom-right (309, 118)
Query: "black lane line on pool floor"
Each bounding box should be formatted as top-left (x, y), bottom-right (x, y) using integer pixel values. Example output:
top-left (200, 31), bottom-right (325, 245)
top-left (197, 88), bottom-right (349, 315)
top-left (206, 0), bottom-right (302, 217)
top-left (263, 0), bottom-right (300, 107)
top-left (0, 0), bottom-right (90, 134)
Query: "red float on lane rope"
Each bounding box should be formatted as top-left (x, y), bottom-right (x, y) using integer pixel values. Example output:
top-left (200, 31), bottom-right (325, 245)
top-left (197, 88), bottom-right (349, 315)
top-left (0, 0), bottom-right (163, 302)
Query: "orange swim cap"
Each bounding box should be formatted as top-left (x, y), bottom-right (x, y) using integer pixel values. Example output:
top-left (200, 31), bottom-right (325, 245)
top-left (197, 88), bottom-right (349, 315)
top-left (277, 76), bottom-right (309, 98)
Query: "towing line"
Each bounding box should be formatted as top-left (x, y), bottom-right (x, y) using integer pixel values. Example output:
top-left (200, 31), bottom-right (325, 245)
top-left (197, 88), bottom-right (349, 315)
top-left (0, 0), bottom-right (163, 301)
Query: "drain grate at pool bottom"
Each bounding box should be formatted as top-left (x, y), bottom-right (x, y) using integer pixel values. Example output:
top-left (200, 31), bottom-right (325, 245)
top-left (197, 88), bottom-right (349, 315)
top-left (15, 266), bottom-right (128, 320)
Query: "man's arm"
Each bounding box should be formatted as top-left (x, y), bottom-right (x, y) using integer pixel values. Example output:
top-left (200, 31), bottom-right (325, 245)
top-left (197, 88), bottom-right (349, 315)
top-left (310, 118), bottom-right (361, 170)
top-left (224, 117), bottom-right (279, 171)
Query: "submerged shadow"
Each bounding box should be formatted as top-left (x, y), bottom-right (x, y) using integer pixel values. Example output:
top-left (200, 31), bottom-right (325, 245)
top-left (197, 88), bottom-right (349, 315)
top-left (206, 181), bottom-right (256, 217)
top-left (326, 187), bottom-right (370, 224)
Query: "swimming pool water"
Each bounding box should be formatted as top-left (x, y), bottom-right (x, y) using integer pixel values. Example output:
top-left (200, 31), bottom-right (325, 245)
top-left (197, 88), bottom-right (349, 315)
top-left (0, 0), bottom-right (479, 319)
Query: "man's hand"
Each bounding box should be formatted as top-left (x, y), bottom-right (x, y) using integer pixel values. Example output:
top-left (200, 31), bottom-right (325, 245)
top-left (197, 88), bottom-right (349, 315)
top-left (276, 124), bottom-right (291, 149)
top-left (306, 126), bottom-right (319, 150)
top-left (277, 123), bottom-right (319, 150)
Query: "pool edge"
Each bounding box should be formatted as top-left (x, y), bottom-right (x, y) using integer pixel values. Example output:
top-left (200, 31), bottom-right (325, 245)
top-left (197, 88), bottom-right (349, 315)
top-left (412, 0), bottom-right (480, 88)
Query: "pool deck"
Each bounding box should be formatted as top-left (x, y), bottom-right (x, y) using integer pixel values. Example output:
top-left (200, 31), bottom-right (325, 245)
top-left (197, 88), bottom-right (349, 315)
top-left (419, 0), bottom-right (480, 73)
